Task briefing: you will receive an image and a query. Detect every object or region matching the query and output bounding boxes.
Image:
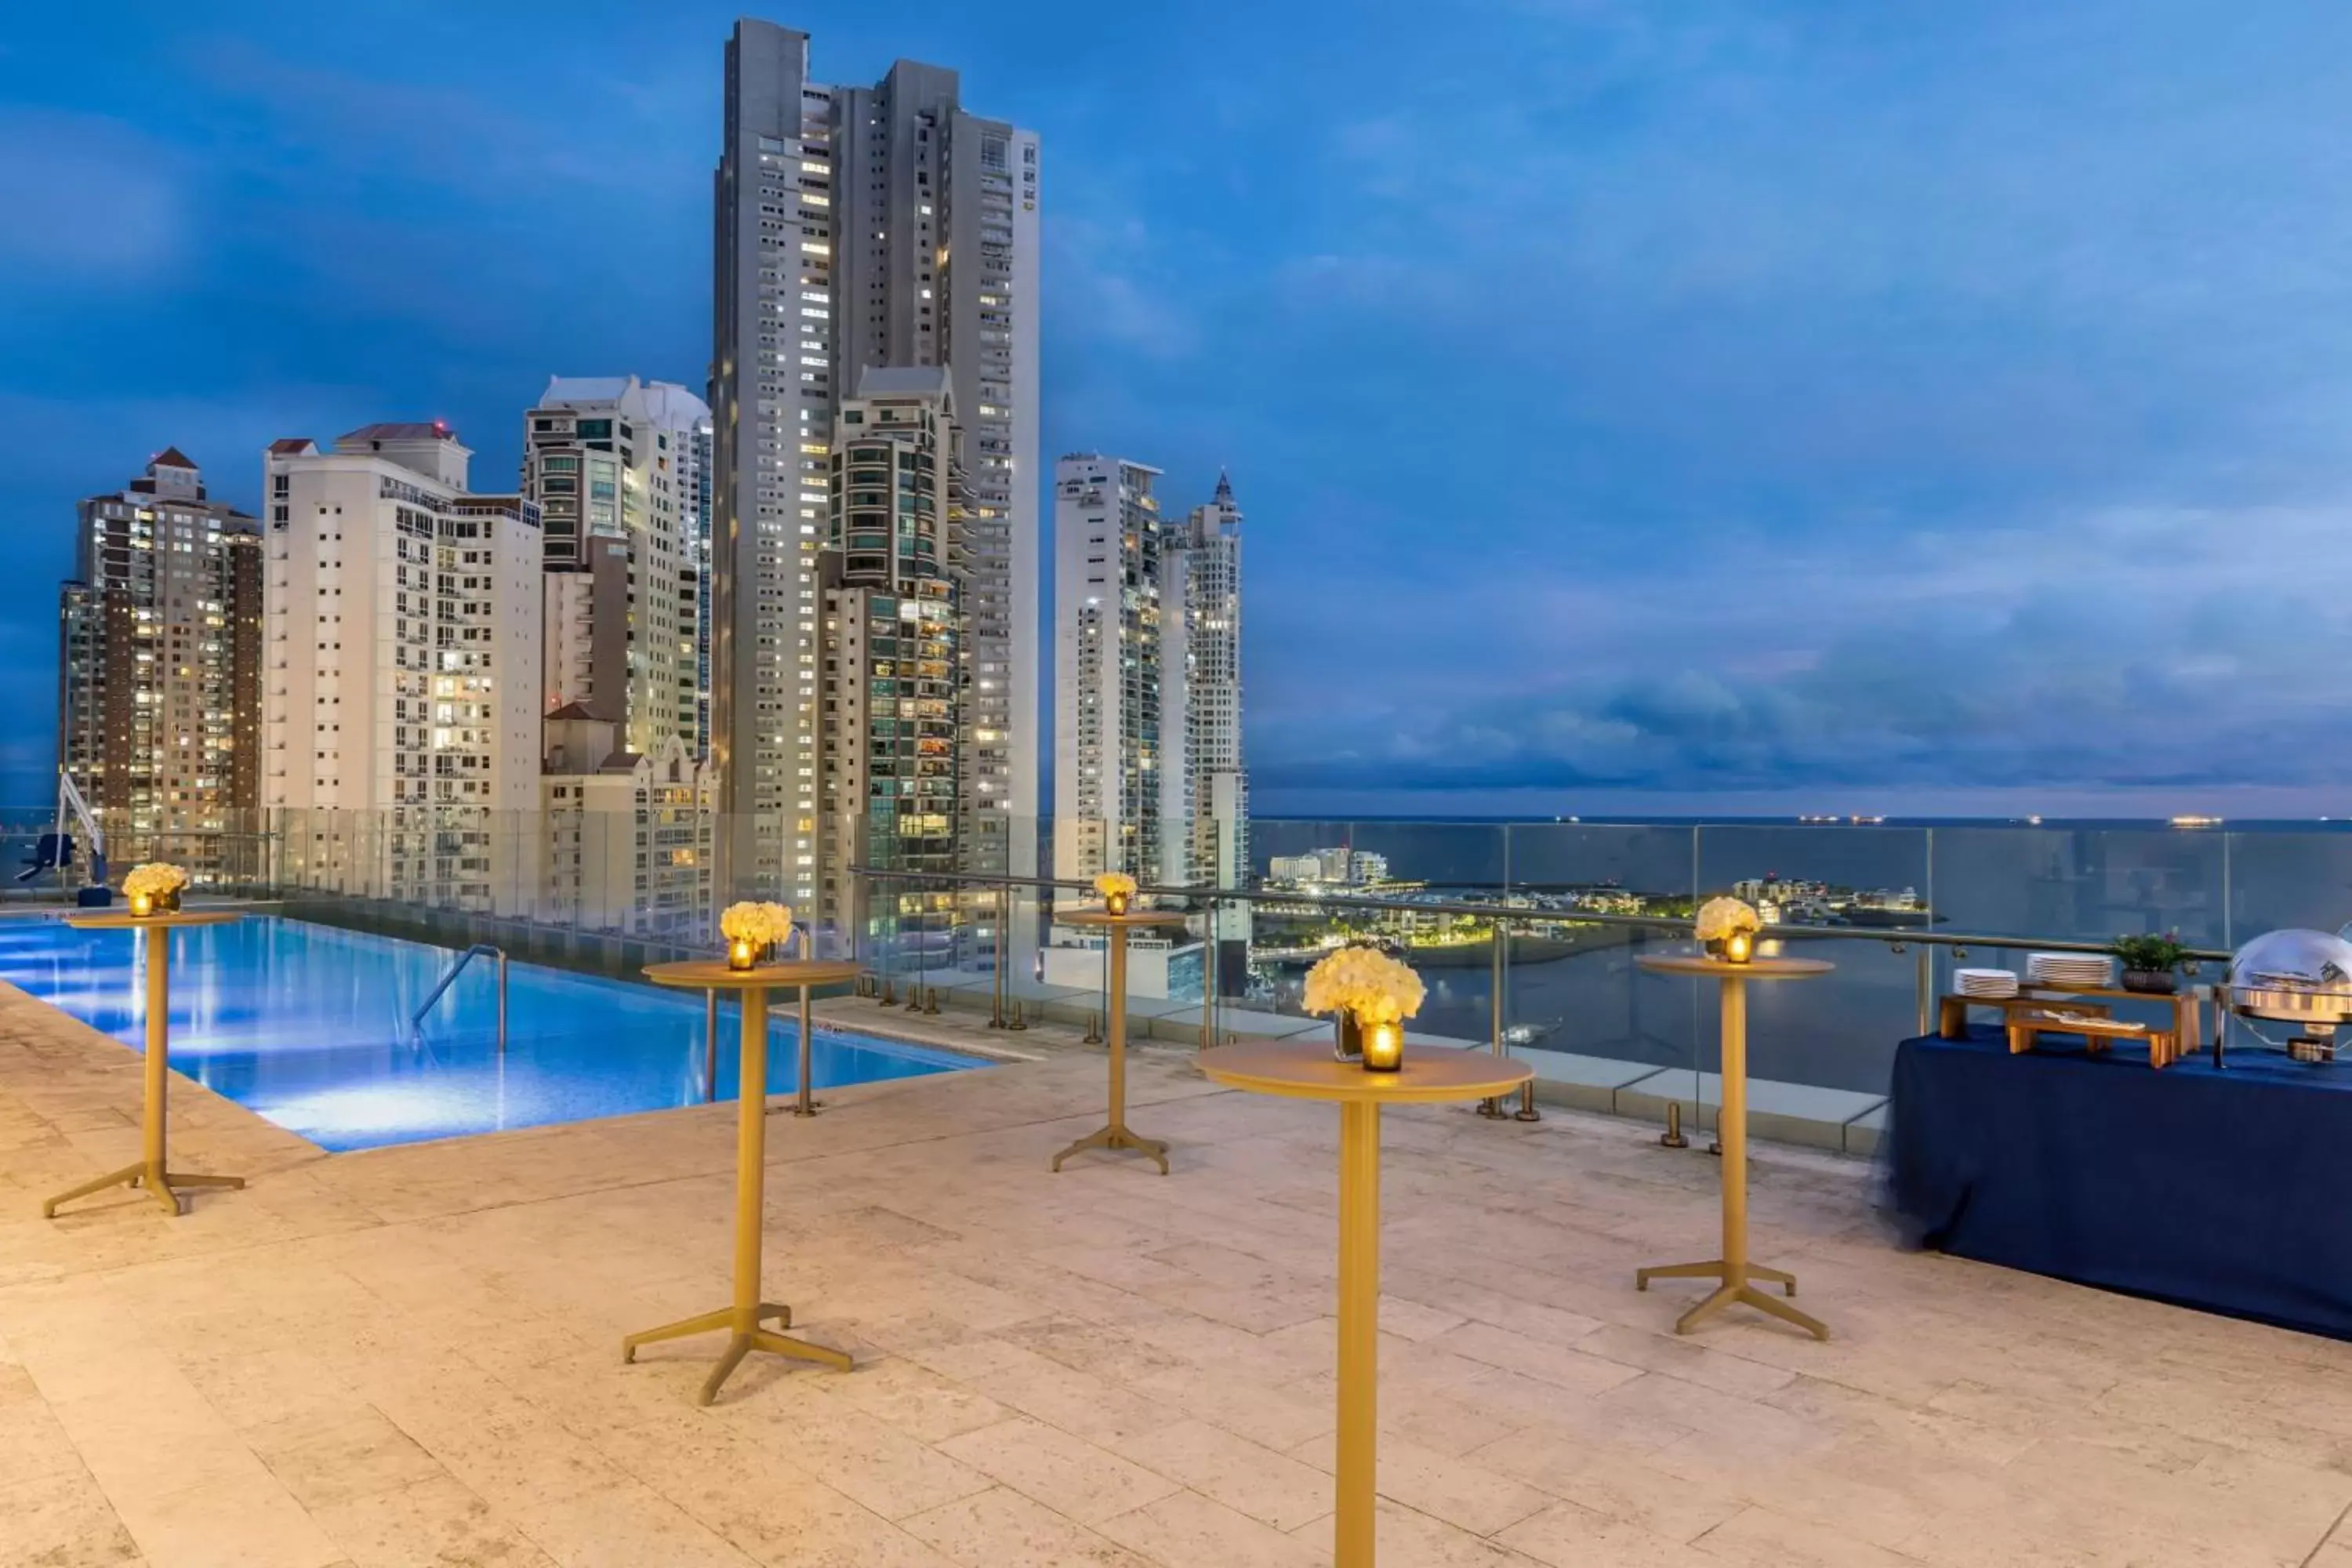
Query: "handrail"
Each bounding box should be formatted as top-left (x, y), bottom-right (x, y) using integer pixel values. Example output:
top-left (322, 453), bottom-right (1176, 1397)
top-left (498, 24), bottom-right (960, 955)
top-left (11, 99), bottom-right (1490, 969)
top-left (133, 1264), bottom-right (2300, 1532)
top-left (412, 942), bottom-right (508, 1052)
top-left (844, 864), bottom-right (2233, 964)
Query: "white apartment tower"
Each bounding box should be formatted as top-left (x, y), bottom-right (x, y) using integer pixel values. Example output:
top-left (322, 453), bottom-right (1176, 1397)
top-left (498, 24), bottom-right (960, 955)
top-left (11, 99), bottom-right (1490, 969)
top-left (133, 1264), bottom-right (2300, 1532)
top-left (1160, 472), bottom-right (1250, 906)
top-left (1052, 455), bottom-right (1164, 883)
top-left (524, 376), bottom-right (709, 759)
top-left (713, 19), bottom-right (1041, 906)
top-left (261, 423), bottom-right (543, 912)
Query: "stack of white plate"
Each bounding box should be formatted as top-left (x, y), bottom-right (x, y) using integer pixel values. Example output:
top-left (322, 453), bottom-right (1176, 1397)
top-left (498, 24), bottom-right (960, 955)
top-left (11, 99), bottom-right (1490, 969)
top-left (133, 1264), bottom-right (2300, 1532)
top-left (2027, 953), bottom-right (2114, 989)
top-left (1955, 967), bottom-right (2020, 999)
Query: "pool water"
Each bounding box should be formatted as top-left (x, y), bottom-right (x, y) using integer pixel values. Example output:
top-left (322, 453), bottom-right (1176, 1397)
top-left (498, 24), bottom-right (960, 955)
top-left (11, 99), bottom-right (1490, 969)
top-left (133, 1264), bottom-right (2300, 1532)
top-left (0, 914), bottom-right (978, 1151)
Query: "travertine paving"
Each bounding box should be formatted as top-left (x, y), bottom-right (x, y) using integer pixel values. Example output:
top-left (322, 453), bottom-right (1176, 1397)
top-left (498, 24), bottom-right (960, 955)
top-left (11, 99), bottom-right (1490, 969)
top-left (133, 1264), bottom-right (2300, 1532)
top-left (4, 978), bottom-right (2351, 1567)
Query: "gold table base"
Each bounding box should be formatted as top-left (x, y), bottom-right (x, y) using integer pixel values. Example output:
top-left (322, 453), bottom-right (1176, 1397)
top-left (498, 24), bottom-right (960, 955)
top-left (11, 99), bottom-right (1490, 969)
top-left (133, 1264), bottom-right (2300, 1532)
top-left (1051, 1123), bottom-right (1169, 1174)
top-left (43, 1163), bottom-right (243, 1219)
top-left (622, 1301), bottom-right (848, 1406)
top-left (44, 913), bottom-right (245, 1219)
top-left (1636, 1258), bottom-right (1824, 1339)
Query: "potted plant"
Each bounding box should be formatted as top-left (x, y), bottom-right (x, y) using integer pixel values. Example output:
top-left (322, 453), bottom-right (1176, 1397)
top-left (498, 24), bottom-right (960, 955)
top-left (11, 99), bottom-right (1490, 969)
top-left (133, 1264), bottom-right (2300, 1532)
top-left (2108, 931), bottom-right (2187, 995)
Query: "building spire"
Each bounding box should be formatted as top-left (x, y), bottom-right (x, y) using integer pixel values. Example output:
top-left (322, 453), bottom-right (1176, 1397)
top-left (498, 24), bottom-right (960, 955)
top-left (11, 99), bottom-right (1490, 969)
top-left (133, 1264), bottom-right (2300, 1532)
top-left (1213, 467), bottom-right (1234, 505)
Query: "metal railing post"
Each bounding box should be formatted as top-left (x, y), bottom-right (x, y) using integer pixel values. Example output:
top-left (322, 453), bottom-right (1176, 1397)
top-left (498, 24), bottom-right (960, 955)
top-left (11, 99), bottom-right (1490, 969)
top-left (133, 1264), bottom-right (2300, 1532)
top-left (705, 986), bottom-right (719, 1101)
top-left (990, 884), bottom-right (1010, 1029)
top-left (1915, 944), bottom-right (1933, 1038)
top-left (1479, 919), bottom-right (1508, 1119)
top-left (496, 949), bottom-right (508, 1056)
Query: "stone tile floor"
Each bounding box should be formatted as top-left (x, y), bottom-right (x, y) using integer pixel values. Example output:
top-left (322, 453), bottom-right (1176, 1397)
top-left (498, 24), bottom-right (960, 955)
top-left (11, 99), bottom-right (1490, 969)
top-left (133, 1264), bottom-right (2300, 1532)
top-left (4, 978), bottom-right (2351, 1567)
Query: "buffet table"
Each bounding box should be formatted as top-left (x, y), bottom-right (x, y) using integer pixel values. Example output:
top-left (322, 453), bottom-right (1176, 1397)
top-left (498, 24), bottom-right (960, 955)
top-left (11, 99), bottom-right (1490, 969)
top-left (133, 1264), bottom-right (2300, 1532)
top-left (1885, 1027), bottom-right (2352, 1341)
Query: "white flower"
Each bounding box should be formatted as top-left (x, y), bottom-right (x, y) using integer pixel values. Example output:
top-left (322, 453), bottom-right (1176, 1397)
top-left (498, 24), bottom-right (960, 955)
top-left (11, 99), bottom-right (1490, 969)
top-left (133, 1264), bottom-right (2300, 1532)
top-left (720, 902), bottom-right (794, 949)
top-left (1094, 872), bottom-right (1137, 900)
top-left (1302, 946), bottom-right (1426, 1026)
top-left (123, 863), bottom-right (190, 899)
top-left (1694, 897), bottom-right (1762, 942)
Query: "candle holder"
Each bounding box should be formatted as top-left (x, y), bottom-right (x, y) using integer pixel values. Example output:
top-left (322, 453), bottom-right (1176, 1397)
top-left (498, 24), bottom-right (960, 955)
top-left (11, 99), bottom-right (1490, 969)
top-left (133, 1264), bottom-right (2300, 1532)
top-left (1361, 1021), bottom-right (1404, 1073)
top-left (130, 891), bottom-right (154, 918)
top-left (1723, 930), bottom-right (1755, 964)
top-left (727, 937), bottom-right (758, 971)
top-left (1105, 890), bottom-right (1131, 916)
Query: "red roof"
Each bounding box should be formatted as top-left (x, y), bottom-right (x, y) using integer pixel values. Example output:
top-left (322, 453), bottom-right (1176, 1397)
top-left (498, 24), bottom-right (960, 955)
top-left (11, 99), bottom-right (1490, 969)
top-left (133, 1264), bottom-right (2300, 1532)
top-left (267, 438), bottom-right (316, 455)
top-left (150, 446), bottom-right (198, 470)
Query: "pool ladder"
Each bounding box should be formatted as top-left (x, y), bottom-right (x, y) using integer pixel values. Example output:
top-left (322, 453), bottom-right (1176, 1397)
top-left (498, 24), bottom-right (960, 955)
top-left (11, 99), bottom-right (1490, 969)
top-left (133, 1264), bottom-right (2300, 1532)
top-left (412, 943), bottom-right (508, 1053)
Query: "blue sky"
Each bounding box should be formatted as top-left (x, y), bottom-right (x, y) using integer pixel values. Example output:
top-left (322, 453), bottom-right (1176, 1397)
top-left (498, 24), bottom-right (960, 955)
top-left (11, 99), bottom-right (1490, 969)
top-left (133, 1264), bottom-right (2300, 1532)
top-left (7, 1), bottom-right (2352, 818)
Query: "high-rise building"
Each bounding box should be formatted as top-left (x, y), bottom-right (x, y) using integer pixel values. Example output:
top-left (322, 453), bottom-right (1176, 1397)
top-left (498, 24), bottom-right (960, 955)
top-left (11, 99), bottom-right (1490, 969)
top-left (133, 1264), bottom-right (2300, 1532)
top-left (262, 423), bottom-right (543, 912)
top-left (1052, 454), bottom-right (1164, 884)
top-left (1160, 471), bottom-right (1252, 964)
top-left (713, 20), bottom-right (1040, 908)
top-left (1160, 472), bottom-right (1249, 887)
top-left (56, 449), bottom-right (263, 880)
top-left (816, 367), bottom-right (965, 946)
top-left (523, 377), bottom-right (709, 759)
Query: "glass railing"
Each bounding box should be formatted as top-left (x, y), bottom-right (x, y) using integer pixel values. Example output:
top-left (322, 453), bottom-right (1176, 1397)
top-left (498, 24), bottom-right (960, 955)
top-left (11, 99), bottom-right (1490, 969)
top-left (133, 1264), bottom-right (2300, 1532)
top-left (36, 805), bottom-right (2333, 1126)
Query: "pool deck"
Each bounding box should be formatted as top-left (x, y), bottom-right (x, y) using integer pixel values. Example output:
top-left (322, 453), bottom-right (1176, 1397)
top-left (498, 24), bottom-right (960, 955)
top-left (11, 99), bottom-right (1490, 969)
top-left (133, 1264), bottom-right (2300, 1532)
top-left (5, 982), bottom-right (2352, 1568)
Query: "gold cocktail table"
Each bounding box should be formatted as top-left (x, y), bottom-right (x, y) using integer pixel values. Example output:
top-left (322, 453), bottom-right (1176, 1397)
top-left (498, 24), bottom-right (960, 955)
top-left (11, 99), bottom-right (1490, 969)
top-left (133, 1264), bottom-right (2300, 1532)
top-left (1635, 951), bottom-right (1833, 1340)
top-left (44, 909), bottom-right (246, 1219)
top-left (1051, 908), bottom-right (1189, 1174)
top-left (624, 958), bottom-right (860, 1404)
top-left (1200, 1040), bottom-right (1534, 1568)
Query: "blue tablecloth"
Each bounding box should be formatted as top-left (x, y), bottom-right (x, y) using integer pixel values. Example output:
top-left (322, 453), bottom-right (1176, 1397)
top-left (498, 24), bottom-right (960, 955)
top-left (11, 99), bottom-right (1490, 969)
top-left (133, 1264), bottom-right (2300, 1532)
top-left (1885, 1027), bottom-right (2352, 1341)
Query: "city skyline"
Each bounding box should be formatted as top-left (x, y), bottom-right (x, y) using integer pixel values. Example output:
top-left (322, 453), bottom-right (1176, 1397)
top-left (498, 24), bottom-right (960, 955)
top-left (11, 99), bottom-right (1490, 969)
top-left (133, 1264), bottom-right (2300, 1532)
top-left (15, 2), bottom-right (2352, 818)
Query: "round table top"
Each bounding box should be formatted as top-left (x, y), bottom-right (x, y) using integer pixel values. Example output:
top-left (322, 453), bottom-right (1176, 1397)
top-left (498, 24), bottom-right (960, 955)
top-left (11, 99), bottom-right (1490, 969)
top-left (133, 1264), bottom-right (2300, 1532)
top-left (1058, 908), bottom-right (1191, 928)
top-left (1199, 1039), bottom-right (1534, 1105)
top-left (644, 958), bottom-right (864, 990)
top-left (64, 908), bottom-right (245, 931)
top-left (1637, 952), bottom-right (1835, 980)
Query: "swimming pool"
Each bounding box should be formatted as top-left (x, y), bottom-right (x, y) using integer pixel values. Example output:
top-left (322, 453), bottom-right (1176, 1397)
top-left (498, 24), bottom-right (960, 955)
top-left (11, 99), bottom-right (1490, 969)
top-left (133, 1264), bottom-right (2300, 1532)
top-left (0, 914), bottom-right (978, 1152)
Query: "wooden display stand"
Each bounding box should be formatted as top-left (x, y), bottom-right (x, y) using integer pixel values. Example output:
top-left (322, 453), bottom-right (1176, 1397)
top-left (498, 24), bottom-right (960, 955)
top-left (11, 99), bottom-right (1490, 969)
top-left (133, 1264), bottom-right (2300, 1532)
top-left (1941, 985), bottom-right (2201, 1069)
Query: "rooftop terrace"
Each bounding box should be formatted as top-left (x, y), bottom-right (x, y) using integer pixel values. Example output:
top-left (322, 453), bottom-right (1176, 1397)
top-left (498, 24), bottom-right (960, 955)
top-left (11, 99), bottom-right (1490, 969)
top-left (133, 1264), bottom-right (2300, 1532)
top-left (3, 983), bottom-right (2349, 1568)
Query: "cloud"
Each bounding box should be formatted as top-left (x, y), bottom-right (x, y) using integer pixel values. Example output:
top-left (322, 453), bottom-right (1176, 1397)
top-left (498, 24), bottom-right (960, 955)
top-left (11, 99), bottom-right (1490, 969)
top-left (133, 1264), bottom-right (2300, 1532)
top-left (1252, 497), bottom-right (2352, 799)
top-left (0, 109), bottom-right (188, 279)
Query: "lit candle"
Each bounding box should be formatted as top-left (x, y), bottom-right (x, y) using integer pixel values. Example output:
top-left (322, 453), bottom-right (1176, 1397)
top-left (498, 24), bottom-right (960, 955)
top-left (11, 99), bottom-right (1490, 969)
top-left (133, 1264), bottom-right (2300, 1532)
top-left (130, 891), bottom-right (154, 919)
top-left (1105, 890), bottom-right (1131, 916)
top-left (1724, 930), bottom-right (1755, 964)
top-left (728, 936), bottom-right (757, 971)
top-left (1362, 1021), bottom-right (1404, 1073)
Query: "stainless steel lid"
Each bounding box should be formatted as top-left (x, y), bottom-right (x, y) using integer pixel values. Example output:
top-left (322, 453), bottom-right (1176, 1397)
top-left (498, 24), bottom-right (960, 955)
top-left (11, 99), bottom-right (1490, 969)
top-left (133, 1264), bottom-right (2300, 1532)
top-left (2225, 929), bottom-right (2352, 1026)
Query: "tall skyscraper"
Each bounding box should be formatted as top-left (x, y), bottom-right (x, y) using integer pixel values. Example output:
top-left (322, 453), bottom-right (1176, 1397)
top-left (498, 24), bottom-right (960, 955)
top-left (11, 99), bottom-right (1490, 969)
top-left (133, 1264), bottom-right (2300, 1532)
top-left (1053, 460), bottom-right (1251, 932)
top-left (713, 19), bottom-right (1040, 907)
top-left (1052, 454), bottom-right (1164, 883)
top-left (1161, 472), bottom-right (1252, 967)
top-left (522, 376), bottom-right (710, 759)
top-left (57, 449), bottom-right (263, 878)
top-left (816, 367), bottom-right (965, 945)
top-left (262, 423), bottom-right (543, 912)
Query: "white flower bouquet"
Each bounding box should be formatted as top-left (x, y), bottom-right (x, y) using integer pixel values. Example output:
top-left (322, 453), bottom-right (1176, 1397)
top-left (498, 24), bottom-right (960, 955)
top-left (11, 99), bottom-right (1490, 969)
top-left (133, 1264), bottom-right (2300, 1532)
top-left (1693, 897), bottom-right (1761, 943)
top-left (1302, 946), bottom-right (1426, 1028)
top-left (1094, 871), bottom-right (1137, 913)
top-left (123, 862), bottom-right (189, 913)
top-left (720, 901), bottom-right (795, 958)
